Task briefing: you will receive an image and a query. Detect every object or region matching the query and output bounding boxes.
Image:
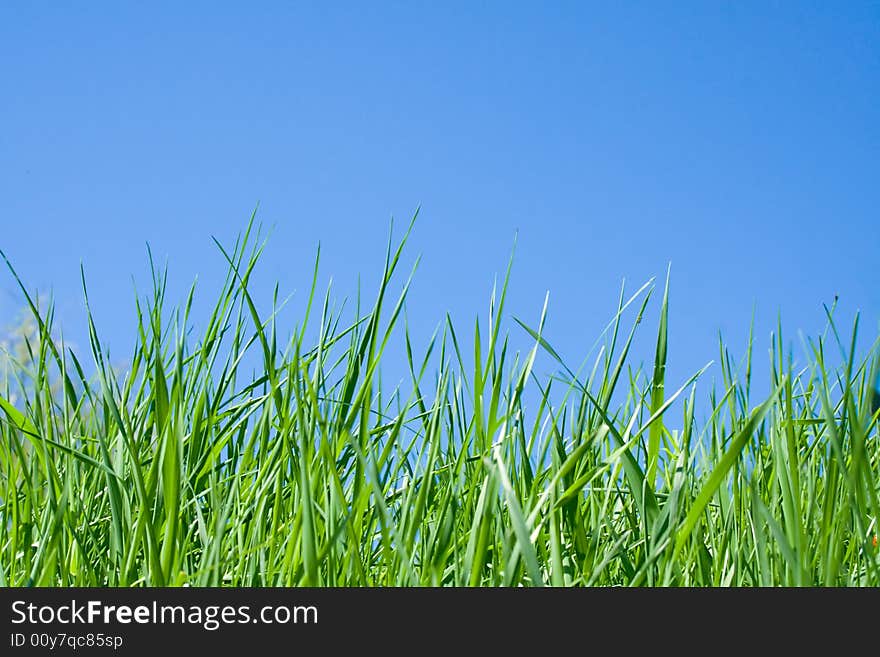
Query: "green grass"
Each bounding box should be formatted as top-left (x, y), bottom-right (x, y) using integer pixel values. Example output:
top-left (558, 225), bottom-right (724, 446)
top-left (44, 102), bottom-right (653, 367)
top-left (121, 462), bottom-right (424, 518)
top-left (1, 215), bottom-right (879, 586)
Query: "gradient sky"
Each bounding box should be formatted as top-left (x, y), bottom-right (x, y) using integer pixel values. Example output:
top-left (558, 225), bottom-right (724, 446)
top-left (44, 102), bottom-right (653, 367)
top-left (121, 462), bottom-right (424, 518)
top-left (2, 2), bottom-right (878, 401)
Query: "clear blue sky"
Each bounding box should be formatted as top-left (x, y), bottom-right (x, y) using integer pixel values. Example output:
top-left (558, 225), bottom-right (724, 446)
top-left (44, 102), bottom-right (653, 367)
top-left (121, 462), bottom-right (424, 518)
top-left (2, 2), bottom-right (878, 399)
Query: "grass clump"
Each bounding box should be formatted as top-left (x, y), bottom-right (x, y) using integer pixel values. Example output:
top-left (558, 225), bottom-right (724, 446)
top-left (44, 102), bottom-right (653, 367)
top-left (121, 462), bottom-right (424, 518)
top-left (1, 214), bottom-right (879, 586)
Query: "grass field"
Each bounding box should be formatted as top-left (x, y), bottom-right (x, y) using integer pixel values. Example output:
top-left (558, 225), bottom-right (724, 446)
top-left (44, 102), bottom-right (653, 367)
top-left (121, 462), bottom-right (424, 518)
top-left (2, 217), bottom-right (879, 586)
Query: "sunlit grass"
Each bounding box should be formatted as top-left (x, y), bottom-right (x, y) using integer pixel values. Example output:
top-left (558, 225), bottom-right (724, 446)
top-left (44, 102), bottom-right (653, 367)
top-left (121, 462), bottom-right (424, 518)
top-left (1, 213), bottom-right (878, 586)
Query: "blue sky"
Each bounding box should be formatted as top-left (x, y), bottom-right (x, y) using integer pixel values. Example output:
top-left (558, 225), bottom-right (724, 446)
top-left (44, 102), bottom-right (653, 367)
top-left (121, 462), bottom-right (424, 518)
top-left (2, 2), bottom-right (878, 400)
